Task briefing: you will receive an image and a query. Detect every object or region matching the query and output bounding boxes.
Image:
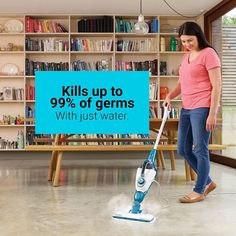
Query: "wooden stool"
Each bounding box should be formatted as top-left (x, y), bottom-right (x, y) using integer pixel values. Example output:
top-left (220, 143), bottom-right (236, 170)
top-left (169, 150), bottom-right (176, 170)
top-left (158, 150), bottom-right (166, 169)
top-left (185, 161), bottom-right (197, 181)
top-left (156, 150), bottom-right (176, 171)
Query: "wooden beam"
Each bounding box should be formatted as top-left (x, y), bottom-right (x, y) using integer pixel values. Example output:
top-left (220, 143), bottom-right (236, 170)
top-left (25, 144), bottom-right (226, 152)
top-left (204, 0), bottom-right (236, 41)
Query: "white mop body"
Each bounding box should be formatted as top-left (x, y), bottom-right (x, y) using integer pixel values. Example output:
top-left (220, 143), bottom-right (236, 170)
top-left (112, 211), bottom-right (155, 223)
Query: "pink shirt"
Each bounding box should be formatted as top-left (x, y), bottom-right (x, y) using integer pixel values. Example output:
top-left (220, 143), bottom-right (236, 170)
top-left (179, 47), bottom-right (221, 109)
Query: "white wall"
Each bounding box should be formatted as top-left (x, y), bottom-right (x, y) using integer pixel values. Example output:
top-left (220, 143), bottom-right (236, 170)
top-left (222, 106), bottom-right (236, 145)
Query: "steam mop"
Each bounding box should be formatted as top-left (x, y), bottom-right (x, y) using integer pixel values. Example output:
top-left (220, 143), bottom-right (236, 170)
top-left (112, 106), bottom-right (170, 223)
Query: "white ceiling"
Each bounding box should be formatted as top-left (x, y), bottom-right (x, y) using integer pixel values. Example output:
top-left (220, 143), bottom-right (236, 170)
top-left (0, 0), bottom-right (222, 15)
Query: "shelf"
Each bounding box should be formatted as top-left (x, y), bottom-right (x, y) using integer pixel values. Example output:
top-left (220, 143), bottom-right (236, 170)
top-left (150, 118), bottom-right (179, 122)
top-left (0, 100), bottom-right (24, 103)
top-left (160, 75), bottom-right (179, 78)
top-left (25, 51), bottom-right (69, 54)
top-left (0, 51), bottom-right (24, 54)
top-left (0, 149), bottom-right (25, 152)
top-left (0, 33), bottom-right (24, 36)
top-left (160, 99), bottom-right (182, 102)
top-left (25, 100), bottom-right (35, 103)
top-left (25, 33), bottom-right (69, 37)
top-left (150, 75), bottom-right (158, 78)
top-left (70, 51), bottom-right (113, 54)
top-left (150, 100), bottom-right (158, 102)
top-left (0, 125), bottom-right (24, 127)
top-left (70, 32), bottom-right (113, 37)
top-left (115, 33), bottom-right (158, 37)
top-left (160, 33), bottom-right (178, 36)
top-left (0, 76), bottom-right (24, 78)
top-left (25, 145), bottom-right (177, 152)
top-left (0, 14), bottom-right (197, 151)
top-left (25, 76), bottom-right (35, 79)
top-left (160, 51), bottom-right (185, 54)
top-left (115, 51), bottom-right (158, 55)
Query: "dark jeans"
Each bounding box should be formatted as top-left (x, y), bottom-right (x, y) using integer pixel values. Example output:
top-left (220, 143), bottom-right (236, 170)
top-left (178, 108), bottom-right (212, 194)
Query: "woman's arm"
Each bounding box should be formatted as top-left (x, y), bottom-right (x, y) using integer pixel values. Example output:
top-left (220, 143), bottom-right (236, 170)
top-left (206, 67), bottom-right (222, 131)
top-left (163, 81), bottom-right (181, 108)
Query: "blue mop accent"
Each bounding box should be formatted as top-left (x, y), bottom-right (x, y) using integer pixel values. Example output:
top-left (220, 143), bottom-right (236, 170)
top-left (138, 177), bottom-right (145, 186)
top-left (147, 149), bottom-right (157, 164)
top-left (112, 213), bottom-right (155, 223)
top-left (130, 191), bottom-right (146, 214)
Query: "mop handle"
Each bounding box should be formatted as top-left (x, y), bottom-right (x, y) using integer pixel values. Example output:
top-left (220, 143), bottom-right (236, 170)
top-left (153, 106), bottom-right (170, 150)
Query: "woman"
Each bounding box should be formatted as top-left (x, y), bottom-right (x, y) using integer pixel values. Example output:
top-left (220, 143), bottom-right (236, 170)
top-left (164, 22), bottom-right (221, 203)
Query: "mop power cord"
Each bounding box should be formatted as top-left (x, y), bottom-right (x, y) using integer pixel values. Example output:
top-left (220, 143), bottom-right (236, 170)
top-left (113, 106), bottom-right (170, 223)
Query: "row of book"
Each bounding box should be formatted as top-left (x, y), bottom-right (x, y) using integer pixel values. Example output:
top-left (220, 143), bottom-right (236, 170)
top-left (77, 16), bottom-right (114, 32)
top-left (0, 87), bottom-right (24, 100)
top-left (25, 37), bottom-right (161, 52)
top-left (68, 134), bottom-right (153, 145)
top-left (71, 38), bottom-right (113, 52)
top-left (25, 133), bottom-right (154, 146)
top-left (115, 59), bottom-right (158, 75)
top-left (25, 38), bottom-right (69, 52)
top-left (116, 39), bottom-right (157, 52)
top-left (71, 59), bottom-right (110, 71)
top-left (160, 106), bottom-right (180, 119)
top-left (22, 61), bottom-right (172, 76)
top-left (14, 88), bottom-right (24, 100)
top-left (116, 18), bottom-right (158, 33)
top-left (25, 106), bottom-right (35, 124)
top-left (25, 85), bottom-right (35, 100)
top-left (160, 61), bottom-right (180, 76)
top-left (25, 59), bottom-right (69, 75)
top-left (26, 131), bottom-right (53, 145)
top-left (150, 106), bottom-right (181, 119)
top-left (149, 83), bottom-right (158, 100)
top-left (25, 16), bottom-right (68, 33)
top-left (160, 61), bottom-right (167, 75)
top-left (25, 16), bottom-right (159, 34)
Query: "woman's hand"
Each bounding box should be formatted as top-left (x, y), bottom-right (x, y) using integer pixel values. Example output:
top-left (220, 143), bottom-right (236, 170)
top-left (206, 114), bottom-right (217, 132)
top-left (162, 95), bottom-right (171, 110)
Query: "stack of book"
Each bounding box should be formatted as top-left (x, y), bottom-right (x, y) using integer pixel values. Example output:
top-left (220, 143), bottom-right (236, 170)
top-left (116, 17), bottom-right (158, 33)
top-left (25, 85), bottom-right (35, 100)
top-left (149, 83), bottom-right (158, 100)
top-left (26, 38), bottom-right (69, 52)
top-left (115, 59), bottom-right (157, 75)
top-left (149, 106), bottom-right (158, 118)
top-left (116, 39), bottom-right (156, 52)
top-left (77, 16), bottom-right (113, 32)
top-left (25, 16), bottom-right (68, 33)
top-left (71, 59), bottom-right (110, 71)
top-left (159, 106), bottom-right (180, 119)
top-left (71, 38), bottom-right (113, 52)
top-left (25, 59), bottom-right (69, 75)
top-left (26, 130), bottom-right (53, 145)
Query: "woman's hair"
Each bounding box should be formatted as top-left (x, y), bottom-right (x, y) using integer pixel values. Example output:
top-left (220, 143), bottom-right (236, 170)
top-left (178, 21), bottom-right (212, 50)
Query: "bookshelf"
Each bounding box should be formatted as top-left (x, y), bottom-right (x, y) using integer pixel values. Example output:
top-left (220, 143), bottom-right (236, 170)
top-left (0, 14), bottom-right (199, 151)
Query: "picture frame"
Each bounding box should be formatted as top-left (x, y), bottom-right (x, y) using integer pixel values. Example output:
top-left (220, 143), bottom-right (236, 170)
top-left (3, 87), bottom-right (14, 100)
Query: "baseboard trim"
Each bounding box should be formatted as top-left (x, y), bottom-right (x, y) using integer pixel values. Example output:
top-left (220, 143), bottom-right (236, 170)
top-left (210, 153), bottom-right (236, 169)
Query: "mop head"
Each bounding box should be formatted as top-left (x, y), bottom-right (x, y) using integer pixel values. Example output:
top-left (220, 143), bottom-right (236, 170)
top-left (112, 211), bottom-right (156, 223)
